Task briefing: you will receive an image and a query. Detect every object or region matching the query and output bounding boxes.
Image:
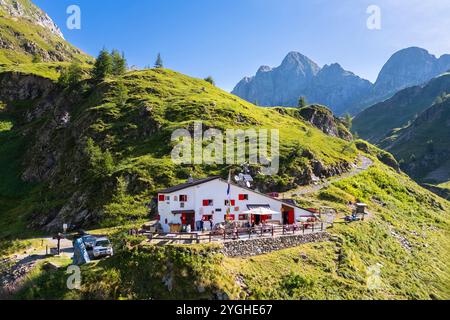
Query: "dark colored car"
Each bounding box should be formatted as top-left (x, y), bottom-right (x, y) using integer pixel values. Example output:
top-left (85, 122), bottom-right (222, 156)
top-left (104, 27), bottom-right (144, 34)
top-left (81, 235), bottom-right (97, 250)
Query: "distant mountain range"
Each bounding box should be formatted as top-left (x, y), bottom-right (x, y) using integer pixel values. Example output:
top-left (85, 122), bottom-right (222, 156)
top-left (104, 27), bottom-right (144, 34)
top-left (232, 47), bottom-right (450, 116)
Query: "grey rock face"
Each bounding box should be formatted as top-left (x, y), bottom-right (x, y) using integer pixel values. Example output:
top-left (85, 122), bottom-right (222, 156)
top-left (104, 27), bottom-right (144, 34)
top-left (0, 0), bottom-right (64, 38)
top-left (372, 47), bottom-right (450, 102)
top-left (232, 52), bottom-right (372, 115)
top-left (232, 47), bottom-right (450, 116)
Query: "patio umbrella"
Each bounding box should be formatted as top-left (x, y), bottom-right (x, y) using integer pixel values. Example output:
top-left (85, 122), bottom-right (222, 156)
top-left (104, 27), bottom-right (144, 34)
top-left (242, 207), bottom-right (280, 215)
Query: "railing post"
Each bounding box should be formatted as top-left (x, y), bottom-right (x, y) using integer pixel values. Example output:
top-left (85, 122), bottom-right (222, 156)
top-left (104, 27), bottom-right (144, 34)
top-left (272, 226), bottom-right (274, 237)
top-left (303, 224), bottom-right (305, 235)
top-left (321, 222), bottom-right (324, 231)
top-left (312, 223), bottom-right (315, 233)
top-left (209, 232), bottom-right (212, 243)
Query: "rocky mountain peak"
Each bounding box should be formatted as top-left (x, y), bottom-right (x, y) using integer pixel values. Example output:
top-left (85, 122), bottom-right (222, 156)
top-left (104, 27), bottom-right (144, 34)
top-left (0, 0), bottom-right (64, 38)
top-left (280, 51), bottom-right (320, 75)
top-left (373, 47), bottom-right (450, 97)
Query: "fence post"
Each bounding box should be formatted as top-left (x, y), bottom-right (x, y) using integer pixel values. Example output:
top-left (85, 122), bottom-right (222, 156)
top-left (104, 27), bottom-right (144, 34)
top-left (209, 232), bottom-right (212, 243)
top-left (303, 224), bottom-right (305, 235)
top-left (321, 222), bottom-right (324, 231)
top-left (272, 226), bottom-right (274, 237)
top-left (312, 223), bottom-right (315, 233)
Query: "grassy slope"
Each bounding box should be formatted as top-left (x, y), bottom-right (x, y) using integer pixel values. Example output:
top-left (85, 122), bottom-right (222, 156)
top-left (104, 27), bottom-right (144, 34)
top-left (14, 159), bottom-right (450, 300)
top-left (0, 68), bottom-right (359, 235)
top-left (1, 67), bottom-right (448, 300)
top-left (379, 95), bottom-right (450, 185)
top-left (0, 1), bottom-right (90, 65)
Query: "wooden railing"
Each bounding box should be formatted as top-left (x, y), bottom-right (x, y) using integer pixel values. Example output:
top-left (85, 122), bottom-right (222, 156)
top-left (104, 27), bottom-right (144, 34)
top-left (145, 222), bottom-right (326, 244)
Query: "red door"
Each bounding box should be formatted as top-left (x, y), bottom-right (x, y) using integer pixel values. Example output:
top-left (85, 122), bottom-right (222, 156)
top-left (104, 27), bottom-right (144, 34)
top-left (288, 210), bottom-right (295, 225)
top-left (182, 212), bottom-right (195, 231)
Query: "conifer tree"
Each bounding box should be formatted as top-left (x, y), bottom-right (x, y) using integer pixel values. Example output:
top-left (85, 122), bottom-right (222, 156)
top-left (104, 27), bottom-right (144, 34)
top-left (92, 49), bottom-right (113, 80)
top-left (111, 49), bottom-right (127, 76)
top-left (154, 53), bottom-right (163, 68)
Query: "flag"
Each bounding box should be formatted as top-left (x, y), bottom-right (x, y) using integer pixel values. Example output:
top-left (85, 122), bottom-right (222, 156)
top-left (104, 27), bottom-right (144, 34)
top-left (227, 170), bottom-right (231, 198)
top-left (226, 170), bottom-right (231, 221)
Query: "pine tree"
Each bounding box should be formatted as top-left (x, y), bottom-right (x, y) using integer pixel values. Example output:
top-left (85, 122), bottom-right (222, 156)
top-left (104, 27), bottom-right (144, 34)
top-left (111, 49), bottom-right (127, 76)
top-left (342, 113), bottom-right (353, 130)
top-left (58, 62), bottom-right (83, 88)
top-left (204, 76), bottom-right (215, 86)
top-left (91, 49), bottom-right (113, 80)
top-left (154, 53), bottom-right (163, 68)
top-left (298, 96), bottom-right (307, 108)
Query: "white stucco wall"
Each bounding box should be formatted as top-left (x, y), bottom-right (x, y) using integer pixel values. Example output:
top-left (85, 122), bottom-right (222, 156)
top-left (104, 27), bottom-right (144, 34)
top-left (157, 179), bottom-right (313, 232)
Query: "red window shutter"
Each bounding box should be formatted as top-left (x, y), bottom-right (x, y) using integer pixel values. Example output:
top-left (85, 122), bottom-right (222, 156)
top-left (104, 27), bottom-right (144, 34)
top-left (158, 195), bottom-right (165, 201)
top-left (203, 200), bottom-right (209, 206)
top-left (238, 194), bottom-right (244, 201)
top-left (231, 200), bottom-right (235, 206)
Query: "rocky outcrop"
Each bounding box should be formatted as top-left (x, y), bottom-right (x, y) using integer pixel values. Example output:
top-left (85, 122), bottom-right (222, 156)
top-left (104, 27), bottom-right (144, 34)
top-left (0, 72), bottom-right (54, 101)
top-left (221, 232), bottom-right (330, 257)
top-left (0, 0), bottom-right (64, 38)
top-left (297, 104), bottom-right (353, 141)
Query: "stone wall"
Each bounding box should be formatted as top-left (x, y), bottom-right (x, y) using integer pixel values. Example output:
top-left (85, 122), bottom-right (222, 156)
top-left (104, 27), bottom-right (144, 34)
top-left (221, 232), bottom-right (330, 257)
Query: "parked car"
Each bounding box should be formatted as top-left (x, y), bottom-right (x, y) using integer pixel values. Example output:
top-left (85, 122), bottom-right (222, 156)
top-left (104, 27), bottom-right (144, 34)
top-left (92, 237), bottom-right (114, 258)
top-left (81, 235), bottom-right (97, 250)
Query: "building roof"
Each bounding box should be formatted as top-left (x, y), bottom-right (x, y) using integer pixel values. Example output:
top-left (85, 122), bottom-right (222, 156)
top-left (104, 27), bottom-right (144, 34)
top-left (158, 176), bottom-right (221, 194)
top-left (158, 176), bottom-right (312, 213)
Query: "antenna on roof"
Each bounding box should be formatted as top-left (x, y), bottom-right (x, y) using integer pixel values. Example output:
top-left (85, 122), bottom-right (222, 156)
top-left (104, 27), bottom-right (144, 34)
top-left (235, 163), bottom-right (254, 189)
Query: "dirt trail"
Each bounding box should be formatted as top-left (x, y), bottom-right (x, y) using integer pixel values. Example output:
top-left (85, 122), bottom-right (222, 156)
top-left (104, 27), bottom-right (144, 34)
top-left (0, 237), bottom-right (73, 298)
top-left (283, 155), bottom-right (373, 197)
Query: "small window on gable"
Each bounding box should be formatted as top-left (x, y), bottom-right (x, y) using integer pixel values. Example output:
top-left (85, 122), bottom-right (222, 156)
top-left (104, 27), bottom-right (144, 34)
top-left (224, 199), bottom-right (236, 206)
top-left (238, 194), bottom-right (249, 201)
top-left (203, 199), bottom-right (213, 206)
top-left (180, 195), bottom-right (188, 202)
top-left (166, 196), bottom-right (170, 201)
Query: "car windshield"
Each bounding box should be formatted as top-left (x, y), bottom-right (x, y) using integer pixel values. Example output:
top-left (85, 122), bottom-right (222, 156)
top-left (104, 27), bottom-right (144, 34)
top-left (83, 236), bottom-right (95, 242)
top-left (95, 240), bottom-right (110, 247)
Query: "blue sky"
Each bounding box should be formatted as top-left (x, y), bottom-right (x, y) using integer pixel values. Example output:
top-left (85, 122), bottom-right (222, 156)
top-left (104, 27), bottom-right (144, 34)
top-left (34, 0), bottom-right (450, 91)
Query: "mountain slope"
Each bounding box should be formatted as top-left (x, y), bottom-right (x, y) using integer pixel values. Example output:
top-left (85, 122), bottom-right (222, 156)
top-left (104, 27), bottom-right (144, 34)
top-left (0, 0), bottom-right (89, 64)
top-left (352, 73), bottom-right (450, 144)
top-left (380, 95), bottom-right (450, 184)
top-left (232, 52), bottom-right (372, 115)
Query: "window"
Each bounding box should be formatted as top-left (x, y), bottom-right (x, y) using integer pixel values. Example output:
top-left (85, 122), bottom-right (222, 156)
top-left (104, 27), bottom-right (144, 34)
top-left (224, 199), bottom-right (236, 206)
top-left (238, 194), bottom-right (249, 201)
top-left (202, 215), bottom-right (213, 222)
top-left (180, 203), bottom-right (185, 208)
top-left (239, 214), bottom-right (248, 221)
top-left (203, 199), bottom-right (213, 206)
top-left (215, 208), bottom-right (222, 212)
top-left (158, 195), bottom-right (165, 201)
top-left (174, 196), bottom-right (178, 201)
top-left (224, 214), bottom-right (235, 221)
top-left (179, 195), bottom-right (188, 202)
